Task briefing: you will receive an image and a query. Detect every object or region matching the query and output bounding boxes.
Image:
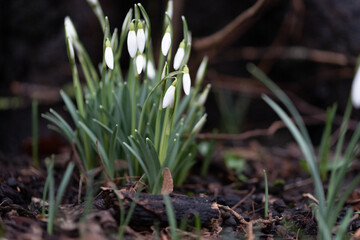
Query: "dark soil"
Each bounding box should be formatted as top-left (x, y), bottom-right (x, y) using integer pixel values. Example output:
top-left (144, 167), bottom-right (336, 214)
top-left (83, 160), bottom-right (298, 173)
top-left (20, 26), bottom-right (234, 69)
top-left (1, 141), bottom-right (359, 239)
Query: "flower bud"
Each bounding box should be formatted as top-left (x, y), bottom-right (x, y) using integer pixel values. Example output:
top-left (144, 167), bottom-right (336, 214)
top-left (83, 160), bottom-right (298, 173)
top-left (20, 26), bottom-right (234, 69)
top-left (162, 84), bottom-right (176, 108)
top-left (146, 61), bottom-right (156, 80)
top-left (173, 40), bottom-right (185, 70)
top-left (127, 22), bottom-right (137, 58)
top-left (161, 26), bottom-right (171, 56)
top-left (136, 54), bottom-right (144, 74)
top-left (104, 39), bottom-right (114, 69)
top-left (182, 65), bottom-right (191, 95)
top-left (136, 21), bottom-right (146, 53)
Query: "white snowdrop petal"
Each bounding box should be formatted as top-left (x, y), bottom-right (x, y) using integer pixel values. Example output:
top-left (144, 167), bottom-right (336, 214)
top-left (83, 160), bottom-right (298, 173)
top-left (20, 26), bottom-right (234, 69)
top-left (182, 73), bottom-right (191, 95)
top-left (161, 32), bottom-right (171, 56)
top-left (173, 48), bottom-right (184, 70)
top-left (64, 17), bottom-right (77, 39)
top-left (136, 54), bottom-right (144, 74)
top-left (105, 47), bottom-right (114, 69)
top-left (87, 0), bottom-right (98, 5)
top-left (127, 31), bottom-right (137, 58)
top-left (147, 61), bottom-right (156, 80)
top-left (137, 28), bottom-right (146, 53)
top-left (352, 68), bottom-right (360, 108)
top-left (162, 85), bottom-right (175, 108)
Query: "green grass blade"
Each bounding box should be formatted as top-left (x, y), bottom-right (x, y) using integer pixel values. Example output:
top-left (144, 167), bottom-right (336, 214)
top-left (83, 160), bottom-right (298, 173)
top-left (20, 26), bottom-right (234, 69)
top-left (55, 162), bottom-right (75, 206)
top-left (262, 94), bottom-right (325, 212)
top-left (248, 63), bottom-right (313, 148)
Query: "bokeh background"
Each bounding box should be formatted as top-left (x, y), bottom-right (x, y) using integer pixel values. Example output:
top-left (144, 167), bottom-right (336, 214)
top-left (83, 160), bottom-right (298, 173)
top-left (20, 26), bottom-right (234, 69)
top-left (1, 0), bottom-right (360, 157)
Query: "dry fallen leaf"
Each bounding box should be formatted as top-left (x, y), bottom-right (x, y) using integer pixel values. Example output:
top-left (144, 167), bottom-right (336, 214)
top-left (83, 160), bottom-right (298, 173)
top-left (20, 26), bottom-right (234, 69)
top-left (161, 168), bottom-right (173, 195)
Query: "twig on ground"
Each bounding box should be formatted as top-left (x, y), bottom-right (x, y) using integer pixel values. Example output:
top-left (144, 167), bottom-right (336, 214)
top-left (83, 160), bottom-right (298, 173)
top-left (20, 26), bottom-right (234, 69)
top-left (232, 186), bottom-right (256, 210)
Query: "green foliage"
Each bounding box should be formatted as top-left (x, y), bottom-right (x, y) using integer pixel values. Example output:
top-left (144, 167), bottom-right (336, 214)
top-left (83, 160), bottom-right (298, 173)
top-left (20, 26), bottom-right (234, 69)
top-left (248, 63), bottom-right (360, 239)
top-left (43, 156), bottom-right (74, 234)
top-left (42, 1), bottom-right (209, 194)
top-left (223, 151), bottom-right (248, 182)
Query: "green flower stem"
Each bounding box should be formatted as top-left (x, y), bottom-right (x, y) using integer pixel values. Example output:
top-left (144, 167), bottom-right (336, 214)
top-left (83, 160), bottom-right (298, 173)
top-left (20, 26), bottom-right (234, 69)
top-left (159, 108), bottom-right (171, 165)
top-left (78, 53), bottom-right (96, 96)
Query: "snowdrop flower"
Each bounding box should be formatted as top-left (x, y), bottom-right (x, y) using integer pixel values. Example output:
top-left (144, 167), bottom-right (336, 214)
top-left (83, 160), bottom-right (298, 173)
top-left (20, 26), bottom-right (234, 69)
top-left (127, 22), bottom-right (137, 58)
top-left (136, 54), bottom-right (144, 74)
top-left (161, 26), bottom-right (171, 56)
top-left (173, 40), bottom-right (185, 70)
top-left (87, 0), bottom-right (98, 5)
top-left (136, 21), bottom-right (145, 53)
top-left (182, 65), bottom-right (191, 95)
top-left (64, 17), bottom-right (77, 40)
top-left (104, 39), bottom-right (114, 70)
top-left (146, 61), bottom-right (156, 80)
top-left (162, 81), bottom-right (177, 108)
top-left (352, 67), bottom-right (360, 108)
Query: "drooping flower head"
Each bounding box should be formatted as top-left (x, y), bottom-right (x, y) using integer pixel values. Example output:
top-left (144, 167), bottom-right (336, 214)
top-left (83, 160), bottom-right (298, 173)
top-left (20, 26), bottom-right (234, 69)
top-left (182, 65), bottom-right (191, 95)
top-left (137, 21), bottom-right (146, 54)
top-left (127, 22), bottom-right (137, 58)
top-left (136, 53), bottom-right (144, 74)
top-left (146, 60), bottom-right (156, 80)
top-left (161, 26), bottom-right (171, 56)
top-left (104, 38), bottom-right (114, 70)
top-left (352, 67), bottom-right (360, 108)
top-left (163, 80), bottom-right (177, 108)
top-left (64, 17), bottom-right (77, 40)
top-left (173, 40), bottom-right (185, 70)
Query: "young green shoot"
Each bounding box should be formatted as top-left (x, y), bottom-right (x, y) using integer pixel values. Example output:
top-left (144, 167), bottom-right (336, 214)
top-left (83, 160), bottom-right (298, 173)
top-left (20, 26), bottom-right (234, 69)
top-left (263, 169), bottom-right (269, 218)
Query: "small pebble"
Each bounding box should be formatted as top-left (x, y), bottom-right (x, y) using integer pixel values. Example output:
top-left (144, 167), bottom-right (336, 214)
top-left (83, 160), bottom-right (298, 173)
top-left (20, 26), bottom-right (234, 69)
top-left (7, 177), bottom-right (17, 187)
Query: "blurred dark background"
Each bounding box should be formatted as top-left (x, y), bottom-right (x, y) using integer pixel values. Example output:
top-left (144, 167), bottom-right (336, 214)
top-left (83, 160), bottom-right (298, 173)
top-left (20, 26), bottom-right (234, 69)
top-left (1, 0), bottom-right (360, 157)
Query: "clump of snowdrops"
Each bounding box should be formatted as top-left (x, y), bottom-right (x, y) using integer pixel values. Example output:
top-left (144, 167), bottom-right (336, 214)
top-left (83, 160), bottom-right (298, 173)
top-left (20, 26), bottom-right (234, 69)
top-left (43, 0), bottom-right (210, 194)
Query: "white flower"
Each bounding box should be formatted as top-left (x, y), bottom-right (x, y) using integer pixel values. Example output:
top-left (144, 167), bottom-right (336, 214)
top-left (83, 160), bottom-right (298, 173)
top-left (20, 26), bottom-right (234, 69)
top-left (137, 21), bottom-right (145, 53)
top-left (146, 61), bottom-right (156, 80)
top-left (67, 37), bottom-right (75, 61)
top-left (87, 0), bottom-right (98, 5)
top-left (105, 48), bottom-right (114, 70)
top-left (64, 17), bottom-right (77, 39)
top-left (182, 65), bottom-right (191, 95)
top-left (136, 54), bottom-right (144, 74)
top-left (162, 84), bottom-right (176, 108)
top-left (352, 67), bottom-right (360, 108)
top-left (127, 22), bottom-right (137, 58)
top-left (173, 40), bottom-right (185, 70)
top-left (161, 26), bottom-right (171, 56)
